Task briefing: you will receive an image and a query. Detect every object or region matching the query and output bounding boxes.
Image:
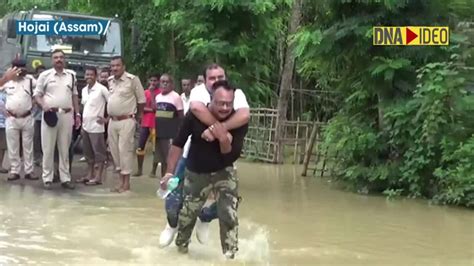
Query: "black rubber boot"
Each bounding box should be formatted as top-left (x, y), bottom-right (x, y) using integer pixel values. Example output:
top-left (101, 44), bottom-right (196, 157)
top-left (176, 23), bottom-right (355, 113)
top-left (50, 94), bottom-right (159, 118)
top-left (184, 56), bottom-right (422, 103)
top-left (133, 155), bottom-right (144, 176)
top-left (149, 162), bottom-right (158, 178)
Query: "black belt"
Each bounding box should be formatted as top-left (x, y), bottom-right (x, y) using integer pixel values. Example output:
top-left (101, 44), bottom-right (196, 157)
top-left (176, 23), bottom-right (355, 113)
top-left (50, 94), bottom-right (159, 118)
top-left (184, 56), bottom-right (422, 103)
top-left (7, 110), bottom-right (32, 118)
top-left (110, 114), bottom-right (134, 121)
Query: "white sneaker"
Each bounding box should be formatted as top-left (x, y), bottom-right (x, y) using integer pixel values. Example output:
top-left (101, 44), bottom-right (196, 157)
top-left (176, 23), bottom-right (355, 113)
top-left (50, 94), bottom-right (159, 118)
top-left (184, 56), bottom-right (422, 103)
top-left (159, 223), bottom-right (177, 247)
top-left (224, 250), bottom-right (235, 259)
top-left (195, 218), bottom-right (210, 244)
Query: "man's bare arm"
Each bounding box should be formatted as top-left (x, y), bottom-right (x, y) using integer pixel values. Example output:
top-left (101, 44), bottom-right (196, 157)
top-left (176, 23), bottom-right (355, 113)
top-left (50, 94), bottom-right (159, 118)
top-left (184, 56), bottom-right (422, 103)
top-left (0, 67), bottom-right (21, 87)
top-left (190, 101), bottom-right (250, 130)
top-left (222, 108), bottom-right (250, 130)
top-left (165, 145), bottom-right (183, 176)
top-left (137, 103), bottom-right (145, 120)
top-left (35, 95), bottom-right (47, 110)
top-left (72, 95), bottom-right (80, 114)
top-left (190, 101), bottom-right (216, 126)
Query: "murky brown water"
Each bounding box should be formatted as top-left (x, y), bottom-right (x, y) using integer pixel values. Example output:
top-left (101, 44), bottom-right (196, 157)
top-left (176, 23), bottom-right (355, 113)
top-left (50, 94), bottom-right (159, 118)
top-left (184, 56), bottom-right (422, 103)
top-left (0, 160), bottom-right (473, 265)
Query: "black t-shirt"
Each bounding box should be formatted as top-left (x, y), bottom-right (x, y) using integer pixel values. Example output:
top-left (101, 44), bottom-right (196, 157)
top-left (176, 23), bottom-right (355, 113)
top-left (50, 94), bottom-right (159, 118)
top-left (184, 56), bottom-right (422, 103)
top-left (172, 111), bottom-right (248, 173)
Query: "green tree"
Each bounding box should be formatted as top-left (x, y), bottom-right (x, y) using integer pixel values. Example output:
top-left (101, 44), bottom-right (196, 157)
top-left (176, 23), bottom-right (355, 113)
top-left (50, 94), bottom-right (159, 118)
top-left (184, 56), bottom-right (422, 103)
top-left (294, 0), bottom-right (474, 207)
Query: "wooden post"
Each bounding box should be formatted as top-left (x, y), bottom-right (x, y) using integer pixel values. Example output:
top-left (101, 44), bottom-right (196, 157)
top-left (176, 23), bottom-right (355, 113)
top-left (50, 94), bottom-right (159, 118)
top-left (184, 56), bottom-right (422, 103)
top-left (320, 147), bottom-right (329, 178)
top-left (301, 122), bottom-right (318, 176)
top-left (293, 118), bottom-right (300, 164)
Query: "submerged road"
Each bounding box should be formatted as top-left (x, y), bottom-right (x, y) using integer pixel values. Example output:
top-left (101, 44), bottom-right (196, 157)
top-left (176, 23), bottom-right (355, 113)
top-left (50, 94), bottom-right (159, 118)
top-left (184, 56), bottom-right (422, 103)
top-left (0, 159), bottom-right (473, 265)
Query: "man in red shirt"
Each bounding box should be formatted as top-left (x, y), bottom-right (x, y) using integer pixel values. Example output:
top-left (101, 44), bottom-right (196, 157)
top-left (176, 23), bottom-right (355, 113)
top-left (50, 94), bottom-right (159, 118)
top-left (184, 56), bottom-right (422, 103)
top-left (133, 74), bottom-right (161, 176)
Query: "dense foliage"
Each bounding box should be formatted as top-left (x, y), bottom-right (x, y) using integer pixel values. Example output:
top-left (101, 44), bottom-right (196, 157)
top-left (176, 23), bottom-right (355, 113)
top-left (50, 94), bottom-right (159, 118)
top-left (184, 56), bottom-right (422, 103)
top-left (294, 0), bottom-right (474, 207)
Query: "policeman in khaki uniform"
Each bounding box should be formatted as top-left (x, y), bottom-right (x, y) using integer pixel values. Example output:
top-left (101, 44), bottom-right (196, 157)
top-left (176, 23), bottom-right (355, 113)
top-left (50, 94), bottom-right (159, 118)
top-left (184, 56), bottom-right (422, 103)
top-left (0, 59), bottom-right (38, 181)
top-left (34, 49), bottom-right (81, 190)
top-left (107, 56), bottom-right (145, 193)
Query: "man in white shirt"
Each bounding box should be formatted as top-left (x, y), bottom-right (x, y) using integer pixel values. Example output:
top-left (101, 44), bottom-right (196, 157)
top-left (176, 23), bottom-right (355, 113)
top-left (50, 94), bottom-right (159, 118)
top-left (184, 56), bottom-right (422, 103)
top-left (180, 78), bottom-right (192, 114)
top-left (78, 66), bottom-right (109, 185)
top-left (195, 75), bottom-right (204, 87)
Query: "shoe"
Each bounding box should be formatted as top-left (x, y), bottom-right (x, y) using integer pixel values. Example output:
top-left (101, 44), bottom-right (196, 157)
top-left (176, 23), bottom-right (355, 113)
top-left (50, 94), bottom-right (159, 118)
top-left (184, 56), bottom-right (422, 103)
top-left (132, 170), bottom-right (142, 177)
top-left (195, 218), bottom-right (210, 244)
top-left (7, 173), bottom-right (20, 181)
top-left (177, 245), bottom-right (188, 254)
top-left (61, 181), bottom-right (75, 190)
top-left (44, 181), bottom-right (52, 190)
top-left (0, 168), bottom-right (9, 174)
top-left (224, 250), bottom-right (235, 259)
top-left (79, 156), bottom-right (87, 162)
top-left (159, 223), bottom-right (178, 247)
top-left (25, 173), bottom-right (39, 180)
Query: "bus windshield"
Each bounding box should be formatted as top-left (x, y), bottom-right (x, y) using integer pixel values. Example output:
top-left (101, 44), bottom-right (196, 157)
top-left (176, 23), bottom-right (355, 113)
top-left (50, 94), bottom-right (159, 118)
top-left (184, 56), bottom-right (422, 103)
top-left (27, 14), bottom-right (121, 56)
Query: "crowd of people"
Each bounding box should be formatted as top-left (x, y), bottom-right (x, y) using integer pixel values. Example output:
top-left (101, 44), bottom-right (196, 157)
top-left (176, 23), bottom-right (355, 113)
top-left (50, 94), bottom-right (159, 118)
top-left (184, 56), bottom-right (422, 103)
top-left (0, 49), bottom-right (250, 259)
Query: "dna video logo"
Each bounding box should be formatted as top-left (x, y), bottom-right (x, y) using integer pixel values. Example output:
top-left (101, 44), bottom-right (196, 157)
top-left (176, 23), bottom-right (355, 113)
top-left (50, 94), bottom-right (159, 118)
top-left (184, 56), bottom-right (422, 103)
top-left (373, 26), bottom-right (449, 46)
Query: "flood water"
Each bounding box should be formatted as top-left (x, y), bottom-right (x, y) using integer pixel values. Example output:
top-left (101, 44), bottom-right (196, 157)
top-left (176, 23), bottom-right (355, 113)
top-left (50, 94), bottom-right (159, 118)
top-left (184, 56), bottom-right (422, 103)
top-left (0, 160), bottom-right (473, 265)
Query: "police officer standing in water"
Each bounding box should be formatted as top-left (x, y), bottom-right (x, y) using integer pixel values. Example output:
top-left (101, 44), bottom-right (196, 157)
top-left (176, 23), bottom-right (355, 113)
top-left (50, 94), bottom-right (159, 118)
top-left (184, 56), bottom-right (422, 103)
top-left (107, 56), bottom-right (146, 193)
top-left (34, 49), bottom-right (81, 190)
top-left (0, 59), bottom-right (38, 181)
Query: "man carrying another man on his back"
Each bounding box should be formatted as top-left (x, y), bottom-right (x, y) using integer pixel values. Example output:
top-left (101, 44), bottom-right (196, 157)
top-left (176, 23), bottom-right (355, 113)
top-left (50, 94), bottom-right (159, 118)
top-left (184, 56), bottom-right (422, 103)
top-left (159, 64), bottom-right (250, 254)
top-left (188, 63), bottom-right (250, 242)
top-left (162, 80), bottom-right (248, 259)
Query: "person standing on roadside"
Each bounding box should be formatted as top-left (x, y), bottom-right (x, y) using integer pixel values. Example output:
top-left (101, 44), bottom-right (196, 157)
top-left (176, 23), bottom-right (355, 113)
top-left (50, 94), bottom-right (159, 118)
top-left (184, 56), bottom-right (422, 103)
top-left (34, 49), bottom-right (81, 190)
top-left (151, 74), bottom-right (183, 178)
top-left (0, 59), bottom-right (38, 181)
top-left (133, 74), bottom-right (161, 177)
top-left (107, 56), bottom-right (146, 193)
top-left (77, 66), bottom-right (109, 185)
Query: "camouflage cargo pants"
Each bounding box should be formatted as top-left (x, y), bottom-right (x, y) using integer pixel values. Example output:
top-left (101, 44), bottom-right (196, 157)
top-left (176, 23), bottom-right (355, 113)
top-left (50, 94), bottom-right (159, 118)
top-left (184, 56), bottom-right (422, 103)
top-left (175, 166), bottom-right (239, 254)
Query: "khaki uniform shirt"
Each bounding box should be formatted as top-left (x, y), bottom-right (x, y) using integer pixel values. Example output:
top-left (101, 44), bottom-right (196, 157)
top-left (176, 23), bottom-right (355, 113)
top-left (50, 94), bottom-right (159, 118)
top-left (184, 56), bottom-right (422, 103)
top-left (107, 72), bottom-right (146, 116)
top-left (33, 68), bottom-right (78, 109)
top-left (0, 74), bottom-right (36, 114)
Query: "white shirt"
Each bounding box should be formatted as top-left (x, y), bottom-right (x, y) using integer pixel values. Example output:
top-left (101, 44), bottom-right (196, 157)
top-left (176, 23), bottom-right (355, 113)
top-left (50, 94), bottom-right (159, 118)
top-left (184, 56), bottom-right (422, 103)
top-left (182, 83), bottom-right (250, 158)
top-left (81, 82), bottom-right (110, 133)
top-left (181, 92), bottom-right (191, 114)
top-left (189, 84), bottom-right (249, 109)
top-left (1, 75), bottom-right (36, 114)
top-left (181, 94), bottom-right (191, 158)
